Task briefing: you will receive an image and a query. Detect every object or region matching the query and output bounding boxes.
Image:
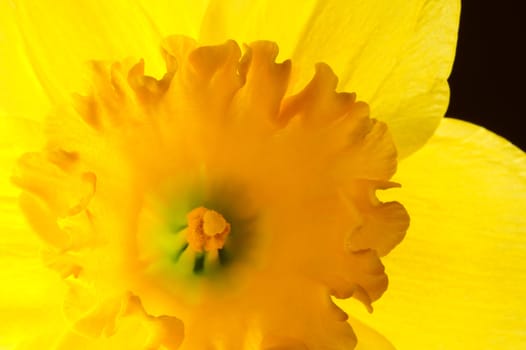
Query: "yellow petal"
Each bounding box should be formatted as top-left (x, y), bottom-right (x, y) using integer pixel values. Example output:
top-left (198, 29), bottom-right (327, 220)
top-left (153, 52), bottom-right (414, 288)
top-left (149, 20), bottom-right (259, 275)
top-left (292, 0), bottom-right (460, 158)
top-left (0, 117), bottom-right (44, 201)
top-left (199, 0), bottom-right (318, 60)
top-left (0, 117), bottom-right (65, 348)
top-left (340, 118), bottom-right (526, 349)
top-left (0, 2), bottom-right (50, 121)
top-left (8, 1), bottom-right (165, 107)
top-left (136, 0), bottom-right (211, 39)
top-left (200, 0), bottom-right (459, 157)
top-left (0, 192), bottom-right (66, 349)
top-left (349, 317), bottom-right (395, 350)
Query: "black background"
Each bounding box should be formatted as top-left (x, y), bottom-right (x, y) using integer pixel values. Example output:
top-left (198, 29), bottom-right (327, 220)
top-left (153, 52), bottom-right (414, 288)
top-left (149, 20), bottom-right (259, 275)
top-left (447, 2), bottom-right (525, 150)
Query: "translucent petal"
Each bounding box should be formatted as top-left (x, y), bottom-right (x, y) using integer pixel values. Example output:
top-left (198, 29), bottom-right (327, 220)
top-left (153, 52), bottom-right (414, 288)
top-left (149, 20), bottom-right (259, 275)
top-left (349, 317), bottom-right (395, 350)
top-left (9, 1), bottom-right (165, 106)
top-left (136, 0), bottom-right (211, 39)
top-left (0, 2), bottom-right (50, 121)
top-left (0, 189), bottom-right (65, 348)
top-left (291, 0), bottom-right (460, 157)
top-left (340, 118), bottom-right (526, 349)
top-left (0, 117), bottom-right (65, 348)
top-left (199, 0), bottom-right (318, 60)
top-left (199, 0), bottom-right (460, 157)
top-left (0, 117), bottom-right (44, 206)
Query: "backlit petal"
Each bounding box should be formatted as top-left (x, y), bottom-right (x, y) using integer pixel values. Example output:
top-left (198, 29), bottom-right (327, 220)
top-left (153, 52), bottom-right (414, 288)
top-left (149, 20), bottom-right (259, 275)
top-left (349, 317), bottom-right (395, 350)
top-left (199, 0), bottom-right (318, 60)
top-left (0, 119), bottom-right (65, 349)
top-left (200, 0), bottom-right (459, 157)
top-left (9, 1), bottom-right (164, 106)
top-left (0, 2), bottom-right (50, 121)
top-left (0, 222), bottom-right (61, 348)
top-left (0, 117), bottom-right (44, 203)
top-left (293, 1), bottom-right (460, 157)
top-left (136, 0), bottom-right (211, 39)
top-left (340, 118), bottom-right (526, 349)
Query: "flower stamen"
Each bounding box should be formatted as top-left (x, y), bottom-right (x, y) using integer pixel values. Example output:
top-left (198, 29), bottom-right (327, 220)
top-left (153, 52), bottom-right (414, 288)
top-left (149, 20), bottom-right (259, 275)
top-left (185, 206), bottom-right (231, 253)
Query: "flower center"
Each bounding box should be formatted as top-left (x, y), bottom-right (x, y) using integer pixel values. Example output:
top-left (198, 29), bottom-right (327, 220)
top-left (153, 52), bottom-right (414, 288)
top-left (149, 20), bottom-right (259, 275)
top-left (11, 36), bottom-right (410, 349)
top-left (186, 206), bottom-right (231, 253)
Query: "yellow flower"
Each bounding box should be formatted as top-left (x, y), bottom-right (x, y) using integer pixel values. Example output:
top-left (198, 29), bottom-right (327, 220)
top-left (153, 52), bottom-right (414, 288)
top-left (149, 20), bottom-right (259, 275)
top-left (1, 1), bottom-right (525, 349)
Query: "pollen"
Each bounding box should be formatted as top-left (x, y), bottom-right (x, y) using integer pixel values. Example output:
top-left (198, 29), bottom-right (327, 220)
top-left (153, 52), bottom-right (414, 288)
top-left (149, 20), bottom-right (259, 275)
top-left (185, 207), bottom-right (231, 252)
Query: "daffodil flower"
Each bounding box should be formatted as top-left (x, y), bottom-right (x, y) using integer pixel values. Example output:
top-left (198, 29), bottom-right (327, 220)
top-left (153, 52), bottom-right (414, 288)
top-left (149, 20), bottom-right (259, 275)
top-left (1, 1), bottom-right (525, 349)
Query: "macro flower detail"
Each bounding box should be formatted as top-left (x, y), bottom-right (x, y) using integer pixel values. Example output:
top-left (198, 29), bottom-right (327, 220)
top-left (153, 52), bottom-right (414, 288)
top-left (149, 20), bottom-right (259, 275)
top-left (185, 207), bottom-right (231, 253)
top-left (4, 1), bottom-right (526, 349)
top-left (10, 37), bottom-right (409, 348)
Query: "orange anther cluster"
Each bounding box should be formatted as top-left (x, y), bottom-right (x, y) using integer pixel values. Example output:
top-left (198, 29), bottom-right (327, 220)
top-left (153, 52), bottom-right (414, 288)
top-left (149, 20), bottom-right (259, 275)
top-left (185, 207), bottom-right (231, 252)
